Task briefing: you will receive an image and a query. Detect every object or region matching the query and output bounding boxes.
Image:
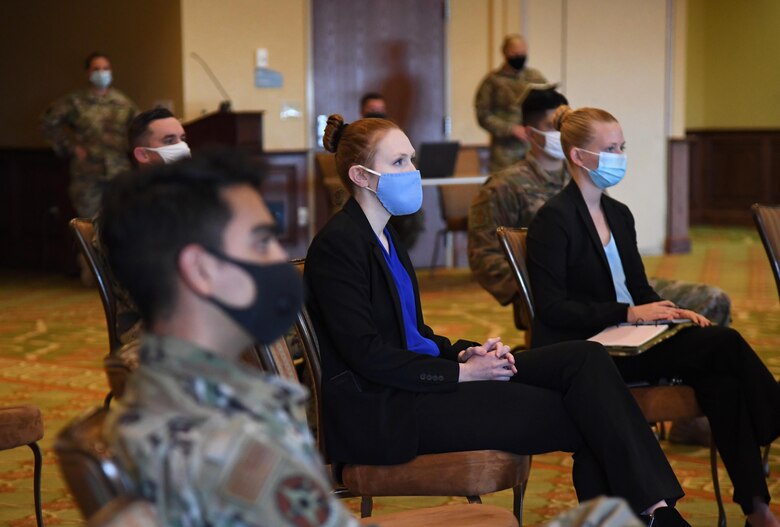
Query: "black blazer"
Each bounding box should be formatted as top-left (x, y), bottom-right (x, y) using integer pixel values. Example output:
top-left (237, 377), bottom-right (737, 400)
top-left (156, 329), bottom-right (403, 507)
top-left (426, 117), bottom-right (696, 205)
top-left (527, 181), bottom-right (661, 347)
top-left (304, 198), bottom-right (476, 465)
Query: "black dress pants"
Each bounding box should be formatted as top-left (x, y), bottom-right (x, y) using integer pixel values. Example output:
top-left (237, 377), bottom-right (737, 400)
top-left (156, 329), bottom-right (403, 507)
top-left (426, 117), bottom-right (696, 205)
top-left (613, 325), bottom-right (780, 514)
top-left (414, 340), bottom-right (683, 514)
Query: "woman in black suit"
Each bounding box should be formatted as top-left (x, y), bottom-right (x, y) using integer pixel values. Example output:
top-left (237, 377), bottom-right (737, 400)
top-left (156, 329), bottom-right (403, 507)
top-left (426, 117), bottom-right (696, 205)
top-left (527, 105), bottom-right (780, 527)
top-left (304, 114), bottom-right (693, 525)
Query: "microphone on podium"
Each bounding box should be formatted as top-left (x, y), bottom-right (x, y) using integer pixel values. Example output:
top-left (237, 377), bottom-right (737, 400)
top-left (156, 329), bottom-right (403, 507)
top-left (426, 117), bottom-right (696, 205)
top-left (190, 52), bottom-right (233, 113)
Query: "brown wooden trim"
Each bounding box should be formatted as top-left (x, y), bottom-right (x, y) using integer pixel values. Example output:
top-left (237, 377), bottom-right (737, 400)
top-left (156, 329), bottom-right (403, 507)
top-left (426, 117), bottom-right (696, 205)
top-left (666, 139), bottom-right (691, 254)
top-left (687, 129), bottom-right (780, 226)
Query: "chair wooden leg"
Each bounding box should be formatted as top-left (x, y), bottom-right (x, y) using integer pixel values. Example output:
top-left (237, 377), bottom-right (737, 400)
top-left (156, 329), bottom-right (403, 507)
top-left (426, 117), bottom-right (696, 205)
top-left (710, 443), bottom-right (727, 527)
top-left (429, 229), bottom-right (445, 275)
top-left (360, 496), bottom-right (373, 518)
top-left (466, 495), bottom-right (482, 504)
top-left (762, 444), bottom-right (771, 478)
top-left (29, 442), bottom-right (44, 527)
top-left (513, 482), bottom-right (525, 527)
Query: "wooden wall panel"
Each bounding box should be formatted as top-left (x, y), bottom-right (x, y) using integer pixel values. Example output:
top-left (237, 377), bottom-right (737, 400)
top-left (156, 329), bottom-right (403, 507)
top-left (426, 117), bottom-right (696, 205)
top-left (688, 130), bottom-right (780, 225)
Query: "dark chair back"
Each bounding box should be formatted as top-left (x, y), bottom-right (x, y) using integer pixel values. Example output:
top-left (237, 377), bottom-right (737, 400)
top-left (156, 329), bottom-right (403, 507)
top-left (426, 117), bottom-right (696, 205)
top-left (752, 203), bottom-right (780, 301)
top-left (69, 218), bottom-right (121, 353)
top-left (496, 227), bottom-right (534, 339)
top-left (55, 407), bottom-right (136, 519)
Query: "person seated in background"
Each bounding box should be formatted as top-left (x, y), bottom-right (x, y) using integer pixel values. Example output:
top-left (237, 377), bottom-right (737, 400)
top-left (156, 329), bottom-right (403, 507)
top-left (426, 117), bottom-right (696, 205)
top-left (100, 151), bottom-right (361, 526)
top-left (467, 86), bottom-right (731, 445)
top-left (127, 107), bottom-right (190, 167)
top-left (469, 86), bottom-right (731, 327)
top-left (360, 92), bottom-right (387, 119)
top-left (526, 105), bottom-right (780, 527)
top-left (304, 113), bottom-right (694, 526)
top-left (93, 108), bottom-right (192, 347)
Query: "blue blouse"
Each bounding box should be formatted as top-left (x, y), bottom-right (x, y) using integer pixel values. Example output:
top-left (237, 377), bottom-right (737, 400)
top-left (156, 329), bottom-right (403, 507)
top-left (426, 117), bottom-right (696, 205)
top-left (376, 228), bottom-right (440, 356)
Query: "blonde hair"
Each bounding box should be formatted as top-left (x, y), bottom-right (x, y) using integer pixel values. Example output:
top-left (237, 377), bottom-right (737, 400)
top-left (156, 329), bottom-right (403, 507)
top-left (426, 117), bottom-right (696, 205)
top-left (552, 105), bottom-right (619, 164)
top-left (322, 114), bottom-right (399, 191)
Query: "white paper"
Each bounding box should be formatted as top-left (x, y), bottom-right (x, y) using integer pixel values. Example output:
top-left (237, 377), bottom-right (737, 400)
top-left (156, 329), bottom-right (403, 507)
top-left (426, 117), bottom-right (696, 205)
top-left (587, 324), bottom-right (669, 347)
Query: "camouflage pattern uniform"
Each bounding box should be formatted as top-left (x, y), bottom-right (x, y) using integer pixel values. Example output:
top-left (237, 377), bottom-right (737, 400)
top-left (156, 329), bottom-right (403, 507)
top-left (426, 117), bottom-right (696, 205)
top-left (474, 66), bottom-right (547, 172)
top-left (467, 157), bottom-right (732, 326)
top-left (41, 88), bottom-right (138, 217)
top-left (106, 334), bottom-right (361, 527)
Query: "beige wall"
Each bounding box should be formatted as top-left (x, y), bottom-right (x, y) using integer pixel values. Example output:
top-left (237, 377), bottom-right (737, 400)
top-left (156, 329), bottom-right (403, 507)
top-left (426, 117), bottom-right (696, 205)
top-left (0, 0), bottom-right (183, 148)
top-left (686, 0), bottom-right (780, 129)
top-left (448, 0), bottom-right (523, 145)
top-left (180, 0), bottom-right (309, 151)
top-left (523, 0), bottom-right (672, 254)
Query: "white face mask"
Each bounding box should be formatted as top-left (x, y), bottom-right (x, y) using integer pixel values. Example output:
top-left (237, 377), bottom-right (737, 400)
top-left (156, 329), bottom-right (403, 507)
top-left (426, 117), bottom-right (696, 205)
top-left (531, 128), bottom-right (565, 160)
top-left (145, 141), bottom-right (191, 164)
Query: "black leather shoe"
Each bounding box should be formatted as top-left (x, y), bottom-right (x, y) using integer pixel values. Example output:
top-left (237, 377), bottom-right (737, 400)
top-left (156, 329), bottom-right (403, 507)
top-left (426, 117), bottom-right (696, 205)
top-left (641, 507), bottom-right (692, 527)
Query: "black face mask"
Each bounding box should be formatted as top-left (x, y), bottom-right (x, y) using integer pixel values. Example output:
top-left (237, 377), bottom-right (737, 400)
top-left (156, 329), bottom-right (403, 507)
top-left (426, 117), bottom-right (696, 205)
top-left (363, 112), bottom-right (387, 119)
top-left (204, 250), bottom-right (303, 345)
top-left (507, 55), bottom-right (527, 71)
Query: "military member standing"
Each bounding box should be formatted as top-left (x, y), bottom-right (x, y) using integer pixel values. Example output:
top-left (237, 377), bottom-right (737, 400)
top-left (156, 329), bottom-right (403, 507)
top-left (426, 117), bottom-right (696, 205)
top-left (100, 151), bottom-right (361, 526)
top-left (41, 52), bottom-right (138, 219)
top-left (475, 34), bottom-right (547, 172)
top-left (469, 87), bottom-right (732, 328)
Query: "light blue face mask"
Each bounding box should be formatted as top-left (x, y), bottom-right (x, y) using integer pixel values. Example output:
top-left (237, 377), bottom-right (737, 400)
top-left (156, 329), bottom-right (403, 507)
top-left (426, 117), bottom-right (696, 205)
top-left (577, 148), bottom-right (627, 189)
top-left (358, 165), bottom-right (423, 216)
top-left (90, 70), bottom-right (112, 89)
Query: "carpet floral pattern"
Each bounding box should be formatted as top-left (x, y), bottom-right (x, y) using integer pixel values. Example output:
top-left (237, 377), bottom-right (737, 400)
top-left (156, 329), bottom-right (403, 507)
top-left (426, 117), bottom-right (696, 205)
top-left (0, 227), bottom-right (777, 525)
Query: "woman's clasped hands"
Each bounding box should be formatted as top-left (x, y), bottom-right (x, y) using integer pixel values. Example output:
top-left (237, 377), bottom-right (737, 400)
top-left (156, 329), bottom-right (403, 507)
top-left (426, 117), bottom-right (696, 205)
top-left (457, 337), bottom-right (517, 382)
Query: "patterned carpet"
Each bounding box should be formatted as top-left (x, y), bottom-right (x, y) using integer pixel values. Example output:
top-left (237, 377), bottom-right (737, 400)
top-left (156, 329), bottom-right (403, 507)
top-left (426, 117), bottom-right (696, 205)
top-left (0, 226), bottom-right (777, 526)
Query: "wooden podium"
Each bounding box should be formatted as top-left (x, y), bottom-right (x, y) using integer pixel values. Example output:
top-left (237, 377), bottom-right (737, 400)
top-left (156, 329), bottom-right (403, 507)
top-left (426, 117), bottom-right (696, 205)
top-left (184, 111), bottom-right (264, 151)
top-left (183, 110), bottom-right (310, 258)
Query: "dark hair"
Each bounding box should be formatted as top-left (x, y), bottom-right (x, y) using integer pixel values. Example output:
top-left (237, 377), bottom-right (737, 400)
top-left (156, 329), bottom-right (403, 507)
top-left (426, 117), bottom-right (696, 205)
top-left (85, 52), bottom-right (110, 70)
top-left (360, 92), bottom-right (384, 109)
top-left (322, 114), bottom-right (398, 191)
top-left (128, 107), bottom-right (176, 148)
top-left (521, 88), bottom-right (568, 126)
top-left (99, 149), bottom-right (264, 323)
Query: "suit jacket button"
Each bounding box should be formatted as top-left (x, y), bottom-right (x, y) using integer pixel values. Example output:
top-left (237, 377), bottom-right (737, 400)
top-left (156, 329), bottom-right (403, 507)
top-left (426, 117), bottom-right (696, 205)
top-left (425, 374), bottom-right (433, 381)
top-left (437, 375), bottom-right (444, 381)
top-left (419, 373), bottom-right (426, 380)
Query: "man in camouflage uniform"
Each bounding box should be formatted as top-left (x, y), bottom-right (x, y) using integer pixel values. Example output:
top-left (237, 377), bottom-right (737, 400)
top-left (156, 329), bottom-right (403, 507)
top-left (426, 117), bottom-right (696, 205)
top-left (93, 107), bottom-right (191, 348)
top-left (469, 87), bottom-right (732, 328)
top-left (41, 52), bottom-right (138, 218)
top-left (475, 34), bottom-right (548, 172)
top-left (100, 151), bottom-right (361, 526)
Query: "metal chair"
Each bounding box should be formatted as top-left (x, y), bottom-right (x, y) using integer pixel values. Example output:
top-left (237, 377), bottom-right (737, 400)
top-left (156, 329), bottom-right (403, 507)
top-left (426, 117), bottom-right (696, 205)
top-left (54, 407), bottom-right (136, 520)
top-left (751, 203), bottom-right (780, 476)
top-left (0, 405), bottom-right (44, 527)
top-left (57, 394), bottom-right (518, 527)
top-left (496, 226), bottom-right (728, 527)
top-left (268, 260), bottom-right (531, 524)
top-left (69, 218), bottom-right (122, 353)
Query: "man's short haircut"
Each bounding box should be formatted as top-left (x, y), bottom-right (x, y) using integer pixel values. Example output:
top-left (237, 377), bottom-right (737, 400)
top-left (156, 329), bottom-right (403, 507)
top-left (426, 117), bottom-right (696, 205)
top-left (100, 150), bottom-right (264, 324)
top-left (501, 34), bottom-right (525, 54)
top-left (128, 107), bottom-right (177, 148)
top-left (360, 92), bottom-right (384, 109)
top-left (522, 88), bottom-right (569, 126)
top-left (85, 52), bottom-right (110, 70)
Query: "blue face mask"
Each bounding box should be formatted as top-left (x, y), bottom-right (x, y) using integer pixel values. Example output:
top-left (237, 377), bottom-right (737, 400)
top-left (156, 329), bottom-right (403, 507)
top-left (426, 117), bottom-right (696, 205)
top-left (577, 149), bottom-right (627, 189)
top-left (90, 70), bottom-right (112, 89)
top-left (358, 165), bottom-right (423, 216)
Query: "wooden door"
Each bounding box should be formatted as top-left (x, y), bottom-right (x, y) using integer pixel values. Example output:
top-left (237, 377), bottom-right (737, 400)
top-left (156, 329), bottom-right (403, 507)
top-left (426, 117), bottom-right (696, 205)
top-left (312, 0), bottom-right (447, 148)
